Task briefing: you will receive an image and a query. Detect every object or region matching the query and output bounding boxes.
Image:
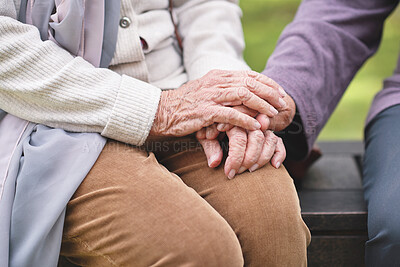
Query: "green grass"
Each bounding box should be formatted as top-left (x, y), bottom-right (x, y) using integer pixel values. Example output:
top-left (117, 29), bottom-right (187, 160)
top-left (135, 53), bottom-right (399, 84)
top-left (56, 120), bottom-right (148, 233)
top-left (240, 0), bottom-right (400, 140)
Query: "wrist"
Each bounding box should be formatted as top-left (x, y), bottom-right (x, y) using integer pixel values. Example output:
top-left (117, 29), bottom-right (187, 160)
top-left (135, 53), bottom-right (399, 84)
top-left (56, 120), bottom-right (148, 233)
top-left (150, 90), bottom-right (170, 136)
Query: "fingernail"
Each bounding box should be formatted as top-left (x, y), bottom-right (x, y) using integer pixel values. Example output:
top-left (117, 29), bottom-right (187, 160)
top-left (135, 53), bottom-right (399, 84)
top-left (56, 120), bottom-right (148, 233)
top-left (254, 121), bottom-right (261, 129)
top-left (228, 169), bottom-right (236, 179)
top-left (279, 98), bottom-right (287, 108)
top-left (249, 164), bottom-right (259, 172)
top-left (208, 154), bottom-right (219, 167)
top-left (270, 106), bottom-right (278, 115)
top-left (275, 162), bottom-right (281, 169)
top-left (238, 166), bottom-right (247, 174)
top-left (217, 123), bottom-right (226, 131)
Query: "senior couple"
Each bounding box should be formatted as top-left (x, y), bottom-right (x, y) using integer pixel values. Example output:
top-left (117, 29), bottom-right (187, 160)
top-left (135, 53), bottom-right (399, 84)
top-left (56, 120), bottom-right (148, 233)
top-left (0, 0), bottom-right (399, 266)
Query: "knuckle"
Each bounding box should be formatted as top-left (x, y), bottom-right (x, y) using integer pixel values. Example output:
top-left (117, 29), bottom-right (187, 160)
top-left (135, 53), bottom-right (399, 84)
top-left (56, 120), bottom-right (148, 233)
top-left (189, 79), bottom-right (202, 90)
top-left (269, 78), bottom-right (279, 89)
top-left (265, 133), bottom-right (278, 145)
top-left (263, 87), bottom-right (275, 99)
top-left (265, 76), bottom-right (273, 85)
top-left (237, 87), bottom-right (251, 101)
top-left (204, 109), bottom-right (216, 123)
top-left (246, 70), bottom-right (258, 79)
top-left (252, 130), bottom-right (265, 143)
top-left (245, 77), bottom-right (256, 89)
top-left (264, 75), bottom-right (276, 87)
top-left (211, 89), bottom-right (224, 101)
top-left (252, 82), bottom-right (263, 94)
top-left (264, 130), bottom-right (273, 137)
top-left (205, 77), bottom-right (221, 88)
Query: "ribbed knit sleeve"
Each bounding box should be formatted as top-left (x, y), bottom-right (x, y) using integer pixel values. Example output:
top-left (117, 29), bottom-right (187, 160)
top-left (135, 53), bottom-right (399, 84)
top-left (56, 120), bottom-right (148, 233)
top-left (0, 16), bottom-right (161, 146)
top-left (175, 0), bottom-right (250, 80)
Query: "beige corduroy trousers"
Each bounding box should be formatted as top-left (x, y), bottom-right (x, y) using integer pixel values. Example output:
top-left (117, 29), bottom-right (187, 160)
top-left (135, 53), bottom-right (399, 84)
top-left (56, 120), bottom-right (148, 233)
top-left (59, 135), bottom-right (310, 267)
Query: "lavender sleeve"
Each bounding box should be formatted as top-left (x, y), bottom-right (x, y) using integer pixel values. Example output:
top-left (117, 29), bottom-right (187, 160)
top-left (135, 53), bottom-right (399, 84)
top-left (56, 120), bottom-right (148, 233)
top-left (262, 0), bottom-right (399, 160)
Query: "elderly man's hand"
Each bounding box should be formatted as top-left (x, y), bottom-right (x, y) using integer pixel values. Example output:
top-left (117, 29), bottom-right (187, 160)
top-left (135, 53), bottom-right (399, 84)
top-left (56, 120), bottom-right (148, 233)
top-left (150, 70), bottom-right (287, 136)
top-left (198, 127), bottom-right (286, 179)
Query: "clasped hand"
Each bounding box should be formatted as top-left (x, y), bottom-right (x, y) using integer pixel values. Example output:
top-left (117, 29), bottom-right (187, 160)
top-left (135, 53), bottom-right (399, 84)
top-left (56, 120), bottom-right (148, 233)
top-left (197, 91), bottom-right (295, 179)
top-left (150, 69), bottom-right (295, 179)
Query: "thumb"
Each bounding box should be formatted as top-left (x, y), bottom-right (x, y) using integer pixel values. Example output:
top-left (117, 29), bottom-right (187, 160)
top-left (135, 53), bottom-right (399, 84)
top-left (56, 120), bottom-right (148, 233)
top-left (198, 138), bottom-right (223, 168)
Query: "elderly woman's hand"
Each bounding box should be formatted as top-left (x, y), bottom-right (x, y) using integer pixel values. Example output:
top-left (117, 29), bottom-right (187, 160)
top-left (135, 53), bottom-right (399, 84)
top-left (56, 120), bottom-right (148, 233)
top-left (150, 70), bottom-right (287, 136)
top-left (198, 128), bottom-right (286, 179)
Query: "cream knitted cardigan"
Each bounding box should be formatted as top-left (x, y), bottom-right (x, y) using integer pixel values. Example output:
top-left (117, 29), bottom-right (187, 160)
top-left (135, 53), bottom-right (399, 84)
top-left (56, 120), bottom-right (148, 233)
top-left (0, 0), bottom-right (249, 146)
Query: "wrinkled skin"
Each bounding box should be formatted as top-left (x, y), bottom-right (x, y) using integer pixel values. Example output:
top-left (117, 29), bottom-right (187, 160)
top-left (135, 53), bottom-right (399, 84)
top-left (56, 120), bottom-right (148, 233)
top-left (149, 69), bottom-right (294, 179)
top-left (150, 70), bottom-right (287, 136)
top-left (198, 128), bottom-right (287, 179)
top-left (198, 90), bottom-right (296, 179)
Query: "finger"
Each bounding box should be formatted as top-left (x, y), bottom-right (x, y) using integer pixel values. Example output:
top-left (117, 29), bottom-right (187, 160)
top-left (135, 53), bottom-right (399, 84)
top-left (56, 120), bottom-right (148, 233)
top-left (215, 104), bottom-right (258, 119)
top-left (256, 113), bottom-right (270, 132)
top-left (216, 87), bottom-right (279, 117)
top-left (221, 77), bottom-right (286, 109)
top-left (212, 107), bottom-right (261, 131)
top-left (217, 123), bottom-right (227, 132)
top-left (198, 138), bottom-right (224, 168)
top-left (196, 128), bottom-right (206, 140)
top-left (249, 130), bottom-right (278, 173)
top-left (224, 127), bottom-right (247, 179)
top-left (206, 124), bottom-right (219, 140)
top-left (238, 130), bottom-right (265, 174)
top-left (233, 105), bottom-right (258, 117)
top-left (217, 123), bottom-right (233, 132)
top-left (246, 71), bottom-right (287, 97)
top-left (271, 137), bottom-right (286, 169)
top-left (216, 106), bottom-right (257, 133)
top-left (204, 69), bottom-right (286, 97)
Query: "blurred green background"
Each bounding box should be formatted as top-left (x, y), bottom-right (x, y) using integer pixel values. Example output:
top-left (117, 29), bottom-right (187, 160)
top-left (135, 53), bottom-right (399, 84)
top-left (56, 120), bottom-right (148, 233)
top-left (240, 0), bottom-right (400, 140)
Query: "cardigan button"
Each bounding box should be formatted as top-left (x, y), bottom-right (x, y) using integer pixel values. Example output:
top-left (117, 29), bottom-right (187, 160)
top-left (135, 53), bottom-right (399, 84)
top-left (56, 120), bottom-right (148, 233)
top-left (119, 17), bottom-right (131, 28)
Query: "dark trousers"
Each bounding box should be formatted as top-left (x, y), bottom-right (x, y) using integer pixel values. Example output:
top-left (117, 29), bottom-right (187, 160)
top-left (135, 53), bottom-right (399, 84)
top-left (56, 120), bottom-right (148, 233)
top-left (363, 104), bottom-right (400, 266)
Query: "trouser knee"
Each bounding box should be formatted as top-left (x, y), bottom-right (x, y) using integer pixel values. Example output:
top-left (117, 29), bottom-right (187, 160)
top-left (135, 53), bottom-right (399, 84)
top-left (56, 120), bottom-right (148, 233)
top-left (212, 166), bottom-right (310, 266)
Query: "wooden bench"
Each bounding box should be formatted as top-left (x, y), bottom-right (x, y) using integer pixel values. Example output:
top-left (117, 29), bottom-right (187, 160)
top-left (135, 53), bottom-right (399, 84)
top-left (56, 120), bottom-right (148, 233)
top-left (297, 141), bottom-right (367, 266)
